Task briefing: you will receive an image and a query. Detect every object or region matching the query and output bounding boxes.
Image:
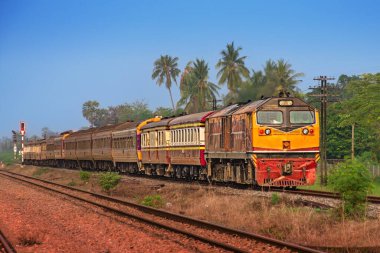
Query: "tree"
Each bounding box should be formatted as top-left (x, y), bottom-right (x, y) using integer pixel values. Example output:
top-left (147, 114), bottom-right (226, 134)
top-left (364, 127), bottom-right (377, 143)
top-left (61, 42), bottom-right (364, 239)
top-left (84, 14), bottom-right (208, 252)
top-left (116, 101), bottom-right (154, 122)
top-left (152, 55), bottom-right (181, 111)
top-left (340, 74), bottom-right (380, 135)
top-left (236, 70), bottom-right (266, 102)
top-left (216, 42), bottom-right (249, 104)
top-left (82, 100), bottom-right (101, 127)
top-left (263, 59), bottom-right (303, 96)
top-left (41, 127), bottom-right (58, 138)
top-left (153, 107), bottom-right (174, 117)
top-left (178, 59), bottom-right (219, 113)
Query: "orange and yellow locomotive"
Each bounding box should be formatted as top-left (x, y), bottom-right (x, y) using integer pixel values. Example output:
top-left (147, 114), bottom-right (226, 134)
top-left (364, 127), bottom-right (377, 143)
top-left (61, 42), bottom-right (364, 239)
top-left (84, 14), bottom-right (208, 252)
top-left (206, 97), bottom-right (319, 186)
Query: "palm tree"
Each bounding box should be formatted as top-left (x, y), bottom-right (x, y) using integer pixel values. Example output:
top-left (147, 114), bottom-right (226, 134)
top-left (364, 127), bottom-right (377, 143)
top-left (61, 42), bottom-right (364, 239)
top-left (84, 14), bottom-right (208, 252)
top-left (178, 59), bottom-right (219, 113)
top-left (152, 55), bottom-right (181, 111)
top-left (216, 42), bottom-right (250, 103)
top-left (273, 59), bottom-right (304, 93)
top-left (260, 59), bottom-right (303, 97)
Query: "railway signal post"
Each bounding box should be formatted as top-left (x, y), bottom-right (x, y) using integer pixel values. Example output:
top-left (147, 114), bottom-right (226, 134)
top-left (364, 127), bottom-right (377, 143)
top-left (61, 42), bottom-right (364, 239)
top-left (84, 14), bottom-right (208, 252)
top-left (20, 121), bottom-right (26, 163)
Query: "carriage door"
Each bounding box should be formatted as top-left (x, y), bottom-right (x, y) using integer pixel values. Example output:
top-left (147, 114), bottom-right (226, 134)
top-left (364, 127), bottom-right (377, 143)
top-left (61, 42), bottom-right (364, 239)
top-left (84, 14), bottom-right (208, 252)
top-left (220, 118), bottom-right (226, 150)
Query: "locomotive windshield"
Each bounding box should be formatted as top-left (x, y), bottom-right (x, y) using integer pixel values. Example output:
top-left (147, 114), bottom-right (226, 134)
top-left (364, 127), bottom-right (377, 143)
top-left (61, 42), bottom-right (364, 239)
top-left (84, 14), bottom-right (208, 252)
top-left (257, 111), bottom-right (283, 125)
top-left (290, 111), bottom-right (315, 124)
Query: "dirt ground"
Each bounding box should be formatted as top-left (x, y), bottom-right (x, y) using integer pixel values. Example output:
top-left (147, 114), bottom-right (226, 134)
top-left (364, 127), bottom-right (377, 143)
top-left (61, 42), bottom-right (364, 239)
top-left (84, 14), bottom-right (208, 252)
top-left (3, 164), bottom-right (380, 251)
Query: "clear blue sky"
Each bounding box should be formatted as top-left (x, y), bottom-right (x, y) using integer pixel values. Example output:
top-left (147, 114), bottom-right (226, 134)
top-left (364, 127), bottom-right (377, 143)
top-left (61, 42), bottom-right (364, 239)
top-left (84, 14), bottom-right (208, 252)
top-left (1, 0), bottom-right (379, 138)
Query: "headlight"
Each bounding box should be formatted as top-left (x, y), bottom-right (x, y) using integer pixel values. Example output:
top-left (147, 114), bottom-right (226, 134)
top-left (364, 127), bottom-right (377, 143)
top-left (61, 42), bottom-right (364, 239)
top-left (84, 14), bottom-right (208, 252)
top-left (302, 128), bottom-right (309, 135)
top-left (265, 129), bottom-right (271, 135)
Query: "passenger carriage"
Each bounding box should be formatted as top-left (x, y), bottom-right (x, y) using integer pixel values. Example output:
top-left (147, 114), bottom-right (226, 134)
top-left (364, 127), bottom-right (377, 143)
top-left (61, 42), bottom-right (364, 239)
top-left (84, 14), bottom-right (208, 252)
top-left (168, 111), bottom-right (214, 179)
top-left (46, 137), bottom-right (56, 166)
top-left (112, 121), bottom-right (140, 173)
top-left (92, 124), bottom-right (117, 170)
top-left (141, 117), bottom-right (173, 176)
top-left (74, 128), bottom-right (94, 169)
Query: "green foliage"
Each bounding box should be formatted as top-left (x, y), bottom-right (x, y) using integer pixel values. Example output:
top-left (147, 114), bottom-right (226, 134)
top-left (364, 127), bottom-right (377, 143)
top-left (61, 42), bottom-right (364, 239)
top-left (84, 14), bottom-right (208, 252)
top-left (32, 167), bottom-right (49, 177)
top-left (141, 195), bottom-right (164, 208)
top-left (152, 55), bottom-right (181, 111)
top-left (0, 151), bottom-right (17, 165)
top-left (235, 59), bottom-right (303, 104)
top-left (79, 170), bottom-right (91, 182)
top-left (67, 180), bottom-right (76, 186)
top-left (82, 100), bottom-right (101, 127)
top-left (178, 59), bottom-right (219, 113)
top-left (116, 101), bottom-right (154, 122)
top-left (328, 160), bottom-right (373, 218)
top-left (153, 107), bottom-right (175, 117)
top-left (216, 42), bottom-right (250, 104)
top-left (98, 172), bottom-right (121, 192)
top-left (270, 193), bottom-right (280, 205)
top-left (373, 177), bottom-right (380, 196)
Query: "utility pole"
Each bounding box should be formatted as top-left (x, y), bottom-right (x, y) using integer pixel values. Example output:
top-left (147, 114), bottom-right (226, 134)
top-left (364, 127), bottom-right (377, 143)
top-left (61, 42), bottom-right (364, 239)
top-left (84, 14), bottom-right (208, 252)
top-left (310, 76), bottom-right (335, 186)
top-left (208, 98), bottom-right (222, 110)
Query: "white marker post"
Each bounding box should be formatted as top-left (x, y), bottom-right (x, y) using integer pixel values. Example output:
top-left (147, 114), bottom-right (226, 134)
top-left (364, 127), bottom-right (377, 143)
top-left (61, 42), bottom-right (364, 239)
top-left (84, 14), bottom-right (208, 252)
top-left (20, 122), bottom-right (25, 163)
top-left (12, 130), bottom-right (17, 160)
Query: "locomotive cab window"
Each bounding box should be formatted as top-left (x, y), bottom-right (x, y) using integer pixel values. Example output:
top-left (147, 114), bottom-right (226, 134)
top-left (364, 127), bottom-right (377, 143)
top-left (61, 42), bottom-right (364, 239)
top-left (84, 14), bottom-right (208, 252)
top-left (290, 111), bottom-right (315, 124)
top-left (257, 111), bottom-right (283, 125)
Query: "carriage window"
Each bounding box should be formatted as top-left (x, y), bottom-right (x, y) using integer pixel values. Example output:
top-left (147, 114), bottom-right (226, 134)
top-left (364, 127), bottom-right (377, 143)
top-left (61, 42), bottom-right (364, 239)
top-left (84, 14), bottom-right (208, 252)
top-left (257, 111), bottom-right (283, 125)
top-left (290, 111), bottom-right (315, 124)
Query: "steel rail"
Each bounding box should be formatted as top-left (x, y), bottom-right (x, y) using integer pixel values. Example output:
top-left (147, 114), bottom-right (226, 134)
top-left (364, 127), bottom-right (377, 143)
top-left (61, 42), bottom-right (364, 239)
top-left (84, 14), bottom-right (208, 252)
top-left (0, 229), bottom-right (16, 253)
top-left (0, 170), bottom-right (323, 253)
top-left (270, 188), bottom-right (380, 204)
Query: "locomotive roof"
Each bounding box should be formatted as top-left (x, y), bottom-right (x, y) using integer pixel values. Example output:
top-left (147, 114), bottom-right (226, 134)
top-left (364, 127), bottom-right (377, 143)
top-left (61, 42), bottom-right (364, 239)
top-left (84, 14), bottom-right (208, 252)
top-left (231, 97), bottom-right (315, 115)
top-left (141, 117), bottom-right (174, 130)
top-left (231, 98), bottom-right (270, 114)
top-left (169, 111), bottom-right (214, 126)
top-left (207, 104), bottom-right (241, 118)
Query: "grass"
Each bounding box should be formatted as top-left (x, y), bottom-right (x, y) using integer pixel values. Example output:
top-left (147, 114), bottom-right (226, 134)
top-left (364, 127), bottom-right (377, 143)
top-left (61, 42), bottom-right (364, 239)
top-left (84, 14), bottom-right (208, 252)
top-left (164, 186), bottom-right (380, 247)
top-left (79, 170), bottom-right (91, 182)
top-left (0, 151), bottom-right (19, 165)
top-left (141, 195), bottom-right (164, 208)
top-left (372, 177), bottom-right (380, 196)
top-left (67, 180), bottom-right (76, 186)
top-left (32, 167), bottom-right (49, 177)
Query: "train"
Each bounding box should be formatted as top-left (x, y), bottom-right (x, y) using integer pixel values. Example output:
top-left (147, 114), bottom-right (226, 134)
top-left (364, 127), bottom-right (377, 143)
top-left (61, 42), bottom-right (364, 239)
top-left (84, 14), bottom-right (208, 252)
top-left (23, 96), bottom-right (319, 187)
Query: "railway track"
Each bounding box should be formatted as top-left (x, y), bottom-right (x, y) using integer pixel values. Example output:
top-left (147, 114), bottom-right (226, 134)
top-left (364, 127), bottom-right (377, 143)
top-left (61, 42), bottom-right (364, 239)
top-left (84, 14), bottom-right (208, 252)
top-left (14, 164), bottom-right (380, 205)
top-left (0, 170), bottom-right (323, 253)
top-left (0, 229), bottom-right (15, 253)
top-left (270, 188), bottom-right (380, 204)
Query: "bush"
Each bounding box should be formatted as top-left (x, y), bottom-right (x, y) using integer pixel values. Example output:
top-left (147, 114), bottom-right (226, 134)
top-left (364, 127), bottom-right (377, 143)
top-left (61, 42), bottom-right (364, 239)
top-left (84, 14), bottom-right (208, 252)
top-left (67, 180), bottom-right (76, 186)
top-left (141, 195), bottom-right (164, 208)
top-left (98, 172), bottom-right (121, 192)
top-left (270, 193), bottom-right (280, 205)
top-left (328, 159), bottom-right (373, 218)
top-left (79, 170), bottom-right (91, 182)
